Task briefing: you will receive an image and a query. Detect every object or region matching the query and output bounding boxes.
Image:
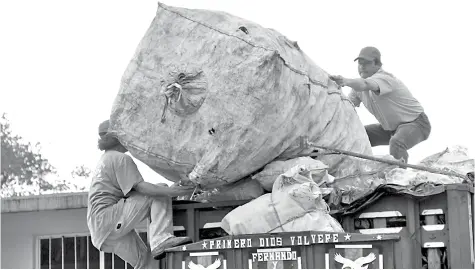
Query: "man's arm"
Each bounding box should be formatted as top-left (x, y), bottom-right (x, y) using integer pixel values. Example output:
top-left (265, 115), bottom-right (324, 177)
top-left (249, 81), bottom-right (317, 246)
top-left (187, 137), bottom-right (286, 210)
top-left (115, 155), bottom-right (145, 196)
top-left (342, 78), bottom-right (380, 93)
top-left (115, 154), bottom-right (194, 197)
top-left (134, 181), bottom-right (189, 197)
top-left (329, 75), bottom-right (380, 93)
top-left (348, 90), bottom-right (362, 107)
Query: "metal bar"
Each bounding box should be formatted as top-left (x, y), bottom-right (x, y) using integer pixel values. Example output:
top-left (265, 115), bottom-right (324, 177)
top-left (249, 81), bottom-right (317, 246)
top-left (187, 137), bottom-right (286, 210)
top-left (203, 222), bottom-right (222, 229)
top-left (49, 238), bottom-right (52, 269)
top-left (425, 215), bottom-right (442, 268)
top-left (86, 236), bottom-right (89, 269)
top-left (305, 139), bottom-right (470, 182)
top-left (36, 238), bottom-right (40, 269)
top-left (359, 211), bottom-right (402, 218)
top-left (373, 218), bottom-right (387, 229)
top-left (446, 189), bottom-right (474, 268)
top-left (325, 253), bottom-right (330, 269)
top-left (190, 252), bottom-right (219, 256)
top-left (100, 251), bottom-right (105, 269)
top-left (74, 236), bottom-right (77, 269)
top-left (186, 209), bottom-right (195, 241)
top-left (62, 237), bottom-right (65, 269)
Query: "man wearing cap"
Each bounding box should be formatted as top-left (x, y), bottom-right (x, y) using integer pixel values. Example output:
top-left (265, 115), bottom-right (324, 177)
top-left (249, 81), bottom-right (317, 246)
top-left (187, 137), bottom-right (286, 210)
top-left (330, 47), bottom-right (431, 163)
top-left (87, 120), bottom-right (195, 268)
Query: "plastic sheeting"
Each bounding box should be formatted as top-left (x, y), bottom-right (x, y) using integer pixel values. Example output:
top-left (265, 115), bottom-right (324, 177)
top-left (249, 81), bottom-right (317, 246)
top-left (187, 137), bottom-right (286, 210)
top-left (385, 145), bottom-right (474, 186)
top-left (328, 146), bottom-right (474, 210)
top-left (333, 182), bottom-right (473, 216)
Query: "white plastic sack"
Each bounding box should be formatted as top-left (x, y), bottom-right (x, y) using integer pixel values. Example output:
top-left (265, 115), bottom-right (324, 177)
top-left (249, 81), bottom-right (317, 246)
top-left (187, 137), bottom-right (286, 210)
top-left (221, 164), bottom-right (343, 235)
top-left (109, 2), bottom-right (372, 189)
top-left (252, 157), bottom-right (333, 191)
top-left (269, 211), bottom-right (344, 233)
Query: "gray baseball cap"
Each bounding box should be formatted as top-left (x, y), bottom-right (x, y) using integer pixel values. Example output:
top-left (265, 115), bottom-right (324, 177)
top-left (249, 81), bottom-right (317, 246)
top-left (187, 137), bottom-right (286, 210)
top-left (354, 46), bottom-right (381, 62)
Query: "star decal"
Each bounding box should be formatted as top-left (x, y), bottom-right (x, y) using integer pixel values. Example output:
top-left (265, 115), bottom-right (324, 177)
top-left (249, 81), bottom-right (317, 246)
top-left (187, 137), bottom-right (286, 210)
top-left (376, 235), bottom-right (382, 240)
top-left (182, 246), bottom-right (187, 251)
top-left (344, 233), bottom-right (351, 241)
top-left (202, 241), bottom-right (208, 249)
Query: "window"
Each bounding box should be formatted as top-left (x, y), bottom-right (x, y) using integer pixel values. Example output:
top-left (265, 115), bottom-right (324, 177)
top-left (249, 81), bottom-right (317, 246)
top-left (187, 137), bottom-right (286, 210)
top-left (38, 232), bottom-right (148, 269)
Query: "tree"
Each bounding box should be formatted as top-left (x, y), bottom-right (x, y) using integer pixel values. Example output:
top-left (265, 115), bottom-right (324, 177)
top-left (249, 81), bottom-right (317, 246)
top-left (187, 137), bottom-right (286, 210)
top-left (1, 113), bottom-right (89, 197)
top-left (71, 165), bottom-right (92, 179)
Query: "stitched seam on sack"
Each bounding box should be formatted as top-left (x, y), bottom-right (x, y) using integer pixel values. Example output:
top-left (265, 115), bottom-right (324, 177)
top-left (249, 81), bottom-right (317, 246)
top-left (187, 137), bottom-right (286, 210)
top-left (308, 90), bottom-right (357, 147)
top-left (329, 91), bottom-right (354, 110)
top-left (268, 193), bottom-right (286, 232)
top-left (121, 94), bottom-right (353, 172)
top-left (153, 4), bottom-right (355, 108)
top-left (125, 3), bottom-right (355, 174)
top-left (121, 140), bottom-right (231, 183)
top-left (151, 4), bottom-right (357, 110)
top-left (310, 101), bottom-right (342, 145)
top-left (266, 209), bottom-right (325, 233)
top-left (157, 2), bottom-right (328, 89)
top-left (267, 183), bottom-right (330, 233)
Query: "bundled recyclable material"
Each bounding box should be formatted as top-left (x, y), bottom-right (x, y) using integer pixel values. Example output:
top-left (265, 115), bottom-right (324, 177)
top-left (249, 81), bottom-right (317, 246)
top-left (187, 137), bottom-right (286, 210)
top-left (109, 2), bottom-right (372, 189)
top-left (252, 157), bottom-right (334, 191)
top-left (221, 164), bottom-right (344, 234)
top-left (327, 147), bottom-right (474, 207)
top-left (385, 145), bottom-right (474, 186)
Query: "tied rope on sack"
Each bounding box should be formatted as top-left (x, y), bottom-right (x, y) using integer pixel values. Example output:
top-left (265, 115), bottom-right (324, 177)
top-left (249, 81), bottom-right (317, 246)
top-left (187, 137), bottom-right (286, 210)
top-left (267, 165), bottom-right (331, 233)
top-left (160, 69), bottom-right (208, 123)
top-left (161, 82), bottom-right (183, 123)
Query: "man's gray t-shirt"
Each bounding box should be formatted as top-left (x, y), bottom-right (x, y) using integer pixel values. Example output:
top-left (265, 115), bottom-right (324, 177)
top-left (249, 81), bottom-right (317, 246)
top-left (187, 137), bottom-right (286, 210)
top-left (87, 150), bottom-right (144, 250)
top-left (348, 69), bottom-right (424, 131)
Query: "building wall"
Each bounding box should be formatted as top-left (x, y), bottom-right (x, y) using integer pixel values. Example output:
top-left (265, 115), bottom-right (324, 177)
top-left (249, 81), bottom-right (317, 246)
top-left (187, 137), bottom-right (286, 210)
top-left (2, 208), bottom-right (89, 269)
top-left (2, 208), bottom-right (148, 269)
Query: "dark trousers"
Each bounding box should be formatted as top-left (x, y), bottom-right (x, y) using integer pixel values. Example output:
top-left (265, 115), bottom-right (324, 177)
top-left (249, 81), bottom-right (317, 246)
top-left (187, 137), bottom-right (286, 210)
top-left (365, 112), bottom-right (431, 163)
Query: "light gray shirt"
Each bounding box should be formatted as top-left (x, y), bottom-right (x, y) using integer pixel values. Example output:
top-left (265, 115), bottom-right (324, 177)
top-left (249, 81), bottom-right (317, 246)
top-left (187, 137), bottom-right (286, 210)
top-left (348, 68), bottom-right (424, 131)
top-left (87, 150), bottom-right (144, 250)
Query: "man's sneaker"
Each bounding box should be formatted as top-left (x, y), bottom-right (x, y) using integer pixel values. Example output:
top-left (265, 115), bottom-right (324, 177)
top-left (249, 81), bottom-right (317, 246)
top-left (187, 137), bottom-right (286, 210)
top-left (152, 236), bottom-right (192, 260)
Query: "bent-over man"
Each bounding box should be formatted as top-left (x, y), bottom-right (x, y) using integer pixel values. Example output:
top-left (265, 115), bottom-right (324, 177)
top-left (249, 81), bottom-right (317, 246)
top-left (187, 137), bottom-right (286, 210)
top-left (330, 46), bottom-right (431, 163)
top-left (87, 120), bottom-right (195, 268)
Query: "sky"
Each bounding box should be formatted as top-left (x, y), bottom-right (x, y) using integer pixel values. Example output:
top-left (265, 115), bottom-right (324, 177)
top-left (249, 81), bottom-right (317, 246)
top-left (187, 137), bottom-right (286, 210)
top-left (1, 0), bottom-right (474, 188)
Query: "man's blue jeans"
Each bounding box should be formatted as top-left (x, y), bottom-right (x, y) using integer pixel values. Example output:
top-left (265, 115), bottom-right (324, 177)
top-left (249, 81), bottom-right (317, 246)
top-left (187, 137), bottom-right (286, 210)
top-left (365, 112), bottom-right (431, 163)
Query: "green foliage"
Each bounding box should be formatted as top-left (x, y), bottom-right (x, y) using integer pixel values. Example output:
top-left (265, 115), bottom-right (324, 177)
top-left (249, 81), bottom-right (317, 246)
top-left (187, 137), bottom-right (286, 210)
top-left (1, 113), bottom-right (90, 197)
top-left (71, 165), bottom-right (92, 179)
top-left (1, 113), bottom-right (55, 187)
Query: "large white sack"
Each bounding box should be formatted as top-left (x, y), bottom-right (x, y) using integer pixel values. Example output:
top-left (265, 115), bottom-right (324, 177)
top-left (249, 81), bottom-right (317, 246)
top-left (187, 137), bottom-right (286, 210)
top-left (221, 164), bottom-right (342, 235)
top-left (269, 211), bottom-right (344, 233)
top-left (109, 2), bottom-right (372, 189)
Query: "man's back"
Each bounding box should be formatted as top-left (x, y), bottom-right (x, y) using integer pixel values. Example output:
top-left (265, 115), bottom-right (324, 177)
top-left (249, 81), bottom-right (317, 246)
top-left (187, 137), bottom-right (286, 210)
top-left (87, 150), bottom-right (144, 249)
